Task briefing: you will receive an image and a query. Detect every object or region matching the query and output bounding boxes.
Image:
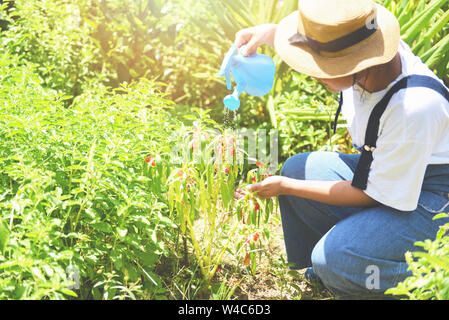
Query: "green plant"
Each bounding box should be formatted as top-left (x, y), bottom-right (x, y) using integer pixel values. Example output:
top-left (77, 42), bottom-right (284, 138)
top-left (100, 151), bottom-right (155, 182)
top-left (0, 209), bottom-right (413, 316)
top-left (166, 121), bottom-right (275, 285)
top-left (0, 46), bottom-right (188, 299)
top-left (0, 0), bottom-right (231, 113)
top-left (382, 0), bottom-right (449, 83)
top-left (77, 0), bottom-right (179, 86)
top-left (268, 256), bottom-right (303, 300)
top-left (274, 73), bottom-right (347, 160)
top-left (1, 0), bottom-right (105, 100)
top-left (211, 279), bottom-right (240, 300)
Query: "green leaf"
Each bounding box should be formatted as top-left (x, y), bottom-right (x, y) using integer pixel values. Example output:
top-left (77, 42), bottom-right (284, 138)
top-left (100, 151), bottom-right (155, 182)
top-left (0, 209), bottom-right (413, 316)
top-left (424, 34), bottom-right (449, 69)
top-left (31, 267), bottom-right (46, 281)
top-left (91, 222), bottom-right (113, 234)
top-left (139, 251), bottom-right (159, 266)
top-left (110, 249), bottom-right (123, 270)
top-left (433, 213), bottom-right (449, 220)
top-left (267, 95), bottom-right (277, 129)
top-left (0, 221), bottom-right (10, 255)
top-left (156, 213), bottom-right (176, 228)
top-left (60, 288), bottom-right (78, 297)
top-left (414, 252), bottom-right (449, 271)
top-left (116, 227), bottom-right (128, 238)
top-left (413, 9), bottom-right (449, 54)
top-left (401, 0), bottom-right (447, 44)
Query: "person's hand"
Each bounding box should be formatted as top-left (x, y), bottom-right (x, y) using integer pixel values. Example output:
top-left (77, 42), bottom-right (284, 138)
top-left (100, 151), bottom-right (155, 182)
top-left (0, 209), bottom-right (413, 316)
top-left (234, 24), bottom-right (277, 56)
top-left (245, 175), bottom-right (285, 199)
top-left (234, 188), bottom-right (248, 200)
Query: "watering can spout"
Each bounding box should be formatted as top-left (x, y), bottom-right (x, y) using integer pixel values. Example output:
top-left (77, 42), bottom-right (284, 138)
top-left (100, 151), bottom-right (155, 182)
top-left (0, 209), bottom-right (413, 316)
top-left (223, 83), bottom-right (244, 111)
top-left (219, 45), bottom-right (275, 111)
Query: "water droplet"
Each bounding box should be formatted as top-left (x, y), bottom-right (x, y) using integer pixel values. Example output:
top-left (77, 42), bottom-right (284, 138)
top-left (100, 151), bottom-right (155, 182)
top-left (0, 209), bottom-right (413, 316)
top-left (223, 107), bottom-right (237, 130)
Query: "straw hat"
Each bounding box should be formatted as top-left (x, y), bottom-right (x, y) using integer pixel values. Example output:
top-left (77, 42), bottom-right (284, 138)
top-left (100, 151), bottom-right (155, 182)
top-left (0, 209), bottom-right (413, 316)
top-left (274, 0), bottom-right (400, 79)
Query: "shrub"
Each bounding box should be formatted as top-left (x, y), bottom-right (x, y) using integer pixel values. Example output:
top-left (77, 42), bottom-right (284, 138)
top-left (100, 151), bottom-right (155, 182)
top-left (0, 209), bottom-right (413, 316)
top-left (0, 48), bottom-right (182, 299)
top-left (0, 0), bottom-right (104, 99)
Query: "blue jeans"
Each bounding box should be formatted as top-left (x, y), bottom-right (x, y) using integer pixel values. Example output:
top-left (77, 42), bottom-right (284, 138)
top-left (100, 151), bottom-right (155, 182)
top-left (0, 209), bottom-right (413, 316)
top-left (279, 151), bottom-right (449, 299)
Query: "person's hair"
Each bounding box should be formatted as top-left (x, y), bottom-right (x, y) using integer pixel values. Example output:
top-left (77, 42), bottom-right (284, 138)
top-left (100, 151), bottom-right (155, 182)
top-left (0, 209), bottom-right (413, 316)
top-left (353, 68), bottom-right (371, 100)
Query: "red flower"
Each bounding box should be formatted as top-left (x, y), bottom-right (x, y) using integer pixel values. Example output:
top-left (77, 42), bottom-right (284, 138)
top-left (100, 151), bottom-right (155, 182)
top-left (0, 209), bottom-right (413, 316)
top-left (262, 173), bottom-right (272, 180)
top-left (255, 161), bottom-right (263, 168)
top-left (251, 176), bottom-right (257, 183)
top-left (245, 233), bottom-right (260, 244)
top-left (253, 232), bottom-right (260, 242)
top-left (224, 137), bottom-right (236, 159)
top-left (226, 137), bottom-right (235, 144)
top-left (191, 133), bottom-right (200, 150)
top-left (145, 156), bottom-right (156, 166)
top-left (224, 167), bottom-right (230, 174)
top-left (254, 203), bottom-right (260, 211)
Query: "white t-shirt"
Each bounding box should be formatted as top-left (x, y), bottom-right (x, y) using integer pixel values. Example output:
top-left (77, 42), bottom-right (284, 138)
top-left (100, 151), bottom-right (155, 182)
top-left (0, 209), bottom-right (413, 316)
top-left (341, 40), bottom-right (449, 211)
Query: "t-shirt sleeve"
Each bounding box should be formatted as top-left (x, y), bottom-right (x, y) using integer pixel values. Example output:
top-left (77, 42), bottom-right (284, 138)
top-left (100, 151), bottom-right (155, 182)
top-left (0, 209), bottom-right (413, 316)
top-left (363, 89), bottom-right (447, 211)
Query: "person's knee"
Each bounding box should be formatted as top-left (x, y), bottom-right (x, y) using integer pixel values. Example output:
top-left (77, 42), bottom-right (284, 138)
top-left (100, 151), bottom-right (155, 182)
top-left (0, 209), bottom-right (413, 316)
top-left (282, 151), bottom-right (352, 182)
top-left (311, 227), bottom-right (395, 298)
top-left (305, 151), bottom-right (352, 181)
top-left (281, 152), bottom-right (310, 180)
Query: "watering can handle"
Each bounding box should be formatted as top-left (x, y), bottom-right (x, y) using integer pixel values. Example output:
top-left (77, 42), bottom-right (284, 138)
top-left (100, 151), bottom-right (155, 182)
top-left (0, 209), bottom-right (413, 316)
top-left (218, 44), bottom-right (237, 90)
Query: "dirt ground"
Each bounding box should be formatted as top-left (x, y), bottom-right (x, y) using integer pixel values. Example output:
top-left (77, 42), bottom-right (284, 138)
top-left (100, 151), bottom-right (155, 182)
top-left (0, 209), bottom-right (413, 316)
top-left (216, 214), bottom-right (335, 300)
top-left (159, 209), bottom-right (335, 300)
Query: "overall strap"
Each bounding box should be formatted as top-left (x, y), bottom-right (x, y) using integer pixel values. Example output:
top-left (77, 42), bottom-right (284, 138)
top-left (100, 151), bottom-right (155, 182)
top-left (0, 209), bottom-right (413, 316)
top-left (351, 74), bottom-right (449, 190)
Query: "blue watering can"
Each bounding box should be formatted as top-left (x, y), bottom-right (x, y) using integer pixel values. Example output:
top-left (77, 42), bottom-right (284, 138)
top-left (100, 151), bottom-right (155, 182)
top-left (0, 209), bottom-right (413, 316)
top-left (219, 44), bottom-right (275, 111)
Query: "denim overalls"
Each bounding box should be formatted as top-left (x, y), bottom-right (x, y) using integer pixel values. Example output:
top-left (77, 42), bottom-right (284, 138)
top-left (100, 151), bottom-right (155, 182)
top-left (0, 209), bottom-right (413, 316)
top-left (278, 75), bottom-right (449, 299)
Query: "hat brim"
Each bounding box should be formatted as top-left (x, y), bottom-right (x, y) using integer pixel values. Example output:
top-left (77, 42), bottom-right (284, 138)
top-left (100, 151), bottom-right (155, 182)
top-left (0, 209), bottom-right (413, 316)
top-left (274, 4), bottom-right (400, 79)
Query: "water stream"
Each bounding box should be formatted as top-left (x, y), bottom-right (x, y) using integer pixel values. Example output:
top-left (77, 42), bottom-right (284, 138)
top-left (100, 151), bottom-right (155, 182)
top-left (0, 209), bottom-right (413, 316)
top-left (223, 107), bottom-right (237, 131)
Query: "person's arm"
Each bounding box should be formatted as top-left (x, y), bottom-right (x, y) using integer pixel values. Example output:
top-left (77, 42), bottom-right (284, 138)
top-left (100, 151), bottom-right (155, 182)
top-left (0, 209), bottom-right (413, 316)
top-left (245, 176), bottom-right (378, 207)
